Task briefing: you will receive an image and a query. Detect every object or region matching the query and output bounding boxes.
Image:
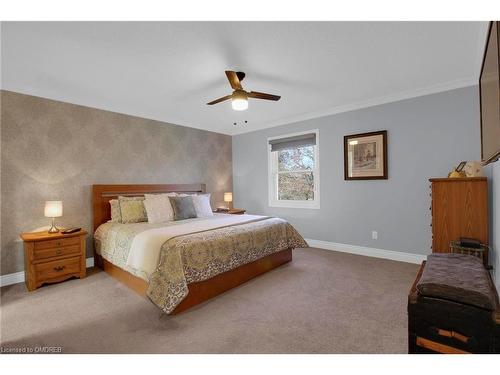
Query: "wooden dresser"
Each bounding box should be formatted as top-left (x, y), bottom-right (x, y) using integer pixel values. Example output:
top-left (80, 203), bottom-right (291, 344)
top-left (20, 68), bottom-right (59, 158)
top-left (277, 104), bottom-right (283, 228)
top-left (20, 230), bottom-right (87, 291)
top-left (430, 177), bottom-right (488, 254)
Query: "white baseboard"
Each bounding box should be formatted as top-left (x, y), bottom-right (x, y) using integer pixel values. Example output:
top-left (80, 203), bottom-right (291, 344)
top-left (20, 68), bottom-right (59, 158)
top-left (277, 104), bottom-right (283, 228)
top-left (0, 257), bottom-right (95, 287)
top-left (305, 238), bottom-right (427, 264)
top-left (0, 271), bottom-right (25, 288)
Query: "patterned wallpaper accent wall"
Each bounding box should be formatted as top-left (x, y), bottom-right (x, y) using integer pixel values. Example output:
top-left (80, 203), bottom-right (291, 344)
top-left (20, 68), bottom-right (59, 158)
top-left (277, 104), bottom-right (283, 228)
top-left (0, 90), bottom-right (233, 276)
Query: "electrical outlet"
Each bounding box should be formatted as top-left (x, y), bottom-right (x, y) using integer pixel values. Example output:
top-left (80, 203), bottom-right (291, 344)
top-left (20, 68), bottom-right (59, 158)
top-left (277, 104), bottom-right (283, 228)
top-left (372, 231), bottom-right (378, 240)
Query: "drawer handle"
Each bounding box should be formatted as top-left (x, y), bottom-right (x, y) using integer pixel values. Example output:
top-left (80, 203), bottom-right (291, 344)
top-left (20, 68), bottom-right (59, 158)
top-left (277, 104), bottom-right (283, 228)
top-left (57, 241), bottom-right (62, 246)
top-left (53, 266), bottom-right (66, 272)
top-left (56, 249), bottom-right (62, 255)
top-left (436, 328), bottom-right (469, 343)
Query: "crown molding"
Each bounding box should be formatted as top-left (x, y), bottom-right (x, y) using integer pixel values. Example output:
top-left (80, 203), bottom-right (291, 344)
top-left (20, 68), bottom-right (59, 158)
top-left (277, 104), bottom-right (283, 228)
top-left (231, 77), bottom-right (478, 135)
top-left (3, 75), bottom-right (481, 138)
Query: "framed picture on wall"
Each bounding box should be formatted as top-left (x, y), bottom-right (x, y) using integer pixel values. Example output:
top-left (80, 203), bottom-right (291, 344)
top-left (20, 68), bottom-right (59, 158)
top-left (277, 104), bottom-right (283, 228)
top-left (344, 130), bottom-right (388, 180)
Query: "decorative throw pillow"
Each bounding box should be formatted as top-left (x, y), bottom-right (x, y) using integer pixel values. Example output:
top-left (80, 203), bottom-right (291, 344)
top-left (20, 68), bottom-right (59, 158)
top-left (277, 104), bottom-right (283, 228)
top-left (109, 199), bottom-right (122, 223)
top-left (168, 196), bottom-right (197, 221)
top-left (192, 193), bottom-right (214, 218)
top-left (144, 193), bottom-right (177, 224)
top-left (118, 196), bottom-right (147, 223)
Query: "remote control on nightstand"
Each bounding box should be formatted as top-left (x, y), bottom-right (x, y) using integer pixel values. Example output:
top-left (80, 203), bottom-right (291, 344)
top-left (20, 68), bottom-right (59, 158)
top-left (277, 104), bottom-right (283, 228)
top-left (61, 227), bottom-right (81, 234)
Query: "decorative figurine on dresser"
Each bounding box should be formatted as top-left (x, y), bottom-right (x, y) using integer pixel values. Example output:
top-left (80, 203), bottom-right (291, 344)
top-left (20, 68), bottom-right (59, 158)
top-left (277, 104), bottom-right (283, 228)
top-left (20, 200), bottom-right (87, 291)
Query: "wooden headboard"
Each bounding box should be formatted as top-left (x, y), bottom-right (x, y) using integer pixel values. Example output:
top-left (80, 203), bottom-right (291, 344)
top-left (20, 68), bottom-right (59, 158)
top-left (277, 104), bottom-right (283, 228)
top-left (92, 183), bottom-right (206, 232)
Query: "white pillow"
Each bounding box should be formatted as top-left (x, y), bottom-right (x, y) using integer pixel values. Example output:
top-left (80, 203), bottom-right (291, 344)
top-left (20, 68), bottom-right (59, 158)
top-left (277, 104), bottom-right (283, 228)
top-left (192, 194), bottom-right (214, 218)
top-left (144, 193), bottom-right (177, 224)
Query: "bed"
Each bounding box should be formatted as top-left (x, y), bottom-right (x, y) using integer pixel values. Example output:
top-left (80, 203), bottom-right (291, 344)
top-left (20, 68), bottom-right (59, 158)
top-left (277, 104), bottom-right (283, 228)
top-left (92, 184), bottom-right (307, 314)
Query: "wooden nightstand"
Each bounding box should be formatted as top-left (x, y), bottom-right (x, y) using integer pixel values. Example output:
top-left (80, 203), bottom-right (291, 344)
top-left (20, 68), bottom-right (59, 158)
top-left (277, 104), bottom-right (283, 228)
top-left (20, 230), bottom-right (88, 291)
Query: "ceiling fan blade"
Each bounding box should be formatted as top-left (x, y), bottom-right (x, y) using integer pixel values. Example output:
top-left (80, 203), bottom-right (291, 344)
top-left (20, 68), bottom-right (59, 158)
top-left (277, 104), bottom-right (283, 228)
top-left (206, 95), bottom-right (232, 105)
top-left (248, 91), bottom-right (281, 101)
top-left (225, 71), bottom-right (243, 90)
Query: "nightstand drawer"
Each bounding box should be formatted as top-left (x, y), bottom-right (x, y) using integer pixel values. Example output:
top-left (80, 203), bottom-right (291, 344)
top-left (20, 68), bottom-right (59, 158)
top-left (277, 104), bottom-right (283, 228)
top-left (34, 236), bottom-right (80, 250)
top-left (34, 257), bottom-right (81, 280)
top-left (33, 244), bottom-right (81, 261)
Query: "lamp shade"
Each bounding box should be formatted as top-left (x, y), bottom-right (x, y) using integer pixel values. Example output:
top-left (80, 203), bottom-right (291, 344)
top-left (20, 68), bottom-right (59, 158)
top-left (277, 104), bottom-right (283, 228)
top-left (44, 201), bottom-right (63, 218)
top-left (224, 192), bottom-right (233, 203)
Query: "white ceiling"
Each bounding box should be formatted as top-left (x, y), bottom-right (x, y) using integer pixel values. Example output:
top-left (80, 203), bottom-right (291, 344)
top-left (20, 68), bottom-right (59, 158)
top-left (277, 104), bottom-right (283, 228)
top-left (1, 22), bottom-right (489, 135)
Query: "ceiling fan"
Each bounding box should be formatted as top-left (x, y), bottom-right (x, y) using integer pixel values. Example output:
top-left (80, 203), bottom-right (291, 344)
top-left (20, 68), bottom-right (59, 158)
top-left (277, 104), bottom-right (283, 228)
top-left (207, 71), bottom-right (281, 111)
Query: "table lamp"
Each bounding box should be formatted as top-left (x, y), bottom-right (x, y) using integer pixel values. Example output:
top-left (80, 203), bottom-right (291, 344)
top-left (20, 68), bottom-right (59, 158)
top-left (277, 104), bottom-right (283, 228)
top-left (224, 192), bottom-right (233, 210)
top-left (44, 201), bottom-right (63, 233)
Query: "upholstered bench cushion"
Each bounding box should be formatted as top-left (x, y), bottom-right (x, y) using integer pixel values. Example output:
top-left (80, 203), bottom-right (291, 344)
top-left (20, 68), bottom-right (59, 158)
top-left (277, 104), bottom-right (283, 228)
top-left (416, 253), bottom-right (496, 310)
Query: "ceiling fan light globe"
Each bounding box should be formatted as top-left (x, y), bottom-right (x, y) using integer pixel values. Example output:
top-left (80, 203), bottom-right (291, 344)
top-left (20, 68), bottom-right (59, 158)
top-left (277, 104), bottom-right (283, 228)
top-left (231, 90), bottom-right (248, 111)
top-left (231, 98), bottom-right (248, 111)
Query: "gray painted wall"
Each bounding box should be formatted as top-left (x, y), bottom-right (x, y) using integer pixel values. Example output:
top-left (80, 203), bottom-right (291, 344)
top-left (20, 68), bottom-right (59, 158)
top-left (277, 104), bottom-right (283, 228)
top-left (0, 90), bottom-right (232, 276)
top-left (485, 161), bottom-right (500, 290)
top-left (233, 86), bottom-right (481, 256)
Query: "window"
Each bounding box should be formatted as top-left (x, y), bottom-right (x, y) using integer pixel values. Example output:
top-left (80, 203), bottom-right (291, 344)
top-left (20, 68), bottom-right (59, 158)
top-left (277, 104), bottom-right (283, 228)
top-left (268, 130), bottom-right (320, 209)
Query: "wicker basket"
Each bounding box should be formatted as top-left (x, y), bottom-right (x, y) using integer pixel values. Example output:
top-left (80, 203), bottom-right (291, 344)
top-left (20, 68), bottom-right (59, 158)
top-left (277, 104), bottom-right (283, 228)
top-left (450, 241), bottom-right (489, 267)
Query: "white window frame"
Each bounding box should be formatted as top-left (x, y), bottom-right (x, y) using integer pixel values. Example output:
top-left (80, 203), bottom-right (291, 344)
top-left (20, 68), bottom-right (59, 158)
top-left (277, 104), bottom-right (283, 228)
top-left (268, 129), bottom-right (320, 209)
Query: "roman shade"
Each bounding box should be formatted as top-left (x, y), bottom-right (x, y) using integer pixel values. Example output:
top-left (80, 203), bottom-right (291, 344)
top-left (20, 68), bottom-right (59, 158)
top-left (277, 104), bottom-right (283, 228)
top-left (268, 133), bottom-right (316, 152)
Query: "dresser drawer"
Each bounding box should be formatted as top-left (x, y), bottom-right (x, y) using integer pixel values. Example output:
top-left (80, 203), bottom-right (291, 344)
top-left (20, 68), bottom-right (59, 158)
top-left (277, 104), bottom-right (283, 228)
top-left (34, 236), bottom-right (80, 250)
top-left (34, 244), bottom-right (81, 261)
top-left (34, 257), bottom-right (81, 280)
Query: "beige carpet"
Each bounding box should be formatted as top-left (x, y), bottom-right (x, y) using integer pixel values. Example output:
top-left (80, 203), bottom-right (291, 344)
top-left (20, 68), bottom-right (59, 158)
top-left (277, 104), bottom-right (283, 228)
top-left (0, 248), bottom-right (419, 353)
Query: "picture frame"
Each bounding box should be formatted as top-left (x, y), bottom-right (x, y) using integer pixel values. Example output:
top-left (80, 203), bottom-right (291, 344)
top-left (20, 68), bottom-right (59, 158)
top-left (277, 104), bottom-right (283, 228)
top-left (344, 130), bottom-right (388, 180)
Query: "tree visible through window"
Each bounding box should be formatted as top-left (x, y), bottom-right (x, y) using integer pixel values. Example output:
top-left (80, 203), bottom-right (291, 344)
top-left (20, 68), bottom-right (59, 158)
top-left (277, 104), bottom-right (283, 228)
top-left (277, 146), bottom-right (315, 200)
top-left (268, 130), bottom-right (319, 209)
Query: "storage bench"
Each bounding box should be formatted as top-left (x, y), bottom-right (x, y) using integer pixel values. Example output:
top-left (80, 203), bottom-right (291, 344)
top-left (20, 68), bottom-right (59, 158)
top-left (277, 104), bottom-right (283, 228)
top-left (408, 254), bottom-right (500, 353)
